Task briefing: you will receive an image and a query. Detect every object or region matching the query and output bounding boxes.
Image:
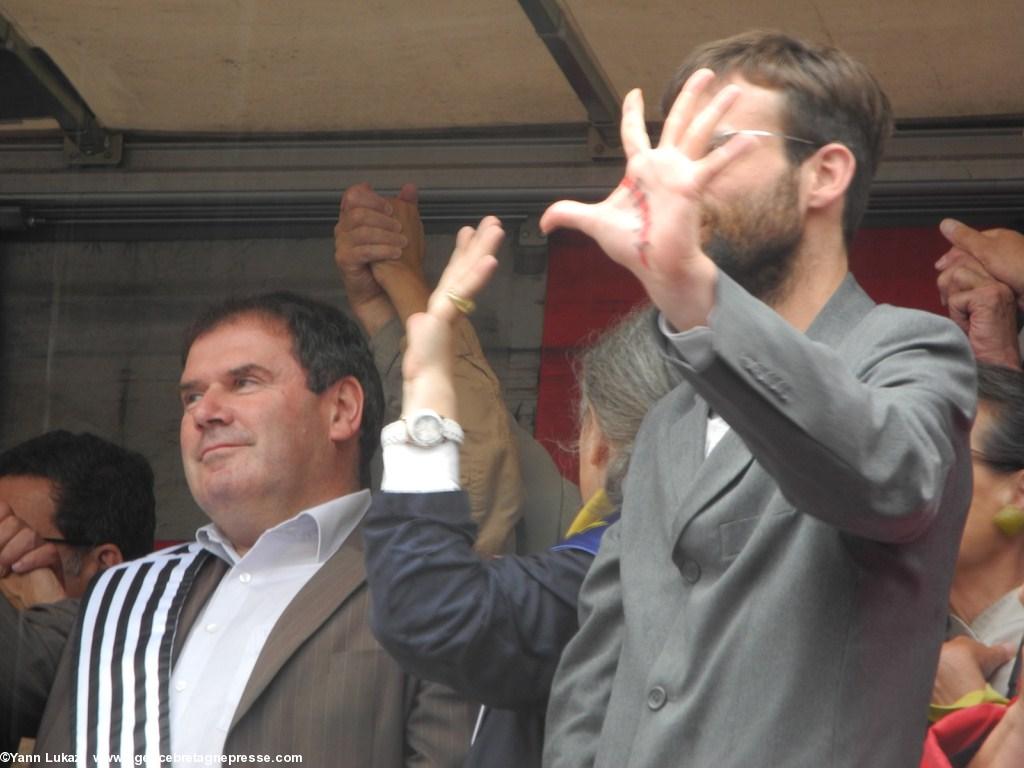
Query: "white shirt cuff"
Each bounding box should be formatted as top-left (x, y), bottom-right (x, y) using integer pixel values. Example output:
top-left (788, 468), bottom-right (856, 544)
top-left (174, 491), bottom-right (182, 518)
top-left (381, 441), bottom-right (460, 492)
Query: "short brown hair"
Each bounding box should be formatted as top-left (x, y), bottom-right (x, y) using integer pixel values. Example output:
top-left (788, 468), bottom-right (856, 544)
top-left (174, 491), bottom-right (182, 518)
top-left (662, 30), bottom-right (892, 246)
top-left (182, 291), bottom-right (384, 489)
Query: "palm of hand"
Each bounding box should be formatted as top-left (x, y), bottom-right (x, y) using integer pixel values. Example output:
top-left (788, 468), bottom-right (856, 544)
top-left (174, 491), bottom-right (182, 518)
top-left (604, 147), bottom-right (707, 279)
top-left (539, 71), bottom-right (752, 329)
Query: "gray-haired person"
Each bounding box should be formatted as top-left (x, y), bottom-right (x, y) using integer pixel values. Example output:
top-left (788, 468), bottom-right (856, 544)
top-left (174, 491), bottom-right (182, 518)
top-left (363, 213), bottom-right (679, 768)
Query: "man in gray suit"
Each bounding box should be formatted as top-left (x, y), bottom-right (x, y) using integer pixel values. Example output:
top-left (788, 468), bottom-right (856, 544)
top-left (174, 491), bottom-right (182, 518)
top-left (540, 31), bottom-right (976, 767)
top-left (1, 292), bottom-right (472, 766)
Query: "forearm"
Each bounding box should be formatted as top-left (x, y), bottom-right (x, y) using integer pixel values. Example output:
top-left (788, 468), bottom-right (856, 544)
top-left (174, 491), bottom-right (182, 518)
top-left (348, 292), bottom-right (399, 339)
top-left (404, 677), bottom-right (477, 768)
top-left (365, 491), bottom-right (586, 707)
top-left (449, 319), bottom-right (522, 554)
top-left (370, 307), bottom-right (522, 554)
top-left (374, 263), bottom-right (430, 324)
top-left (0, 595), bottom-right (76, 746)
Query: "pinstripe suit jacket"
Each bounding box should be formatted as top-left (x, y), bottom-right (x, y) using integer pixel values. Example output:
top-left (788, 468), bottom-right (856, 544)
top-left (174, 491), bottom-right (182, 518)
top-left (9, 526), bottom-right (474, 767)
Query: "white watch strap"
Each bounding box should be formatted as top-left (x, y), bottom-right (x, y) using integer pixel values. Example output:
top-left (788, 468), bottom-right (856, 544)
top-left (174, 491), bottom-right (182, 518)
top-left (380, 414), bottom-right (465, 447)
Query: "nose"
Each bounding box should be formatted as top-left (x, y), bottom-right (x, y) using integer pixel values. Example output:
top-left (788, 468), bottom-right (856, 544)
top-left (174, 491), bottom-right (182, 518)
top-left (190, 384), bottom-right (232, 429)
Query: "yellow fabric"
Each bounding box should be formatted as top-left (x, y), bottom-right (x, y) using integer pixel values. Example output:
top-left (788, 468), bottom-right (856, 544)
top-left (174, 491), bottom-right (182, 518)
top-left (928, 684), bottom-right (1011, 722)
top-left (565, 489), bottom-right (614, 538)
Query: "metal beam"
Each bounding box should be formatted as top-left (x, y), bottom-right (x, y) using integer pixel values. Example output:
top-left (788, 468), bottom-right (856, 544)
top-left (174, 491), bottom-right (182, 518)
top-left (516, 0), bottom-right (621, 155)
top-left (0, 15), bottom-right (121, 164)
top-left (0, 124), bottom-right (1021, 239)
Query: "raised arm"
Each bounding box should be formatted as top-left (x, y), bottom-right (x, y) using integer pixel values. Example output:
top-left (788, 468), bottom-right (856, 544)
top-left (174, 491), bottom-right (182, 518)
top-left (335, 185), bottom-right (522, 553)
top-left (366, 220), bottom-right (591, 707)
top-left (541, 71), bottom-right (974, 544)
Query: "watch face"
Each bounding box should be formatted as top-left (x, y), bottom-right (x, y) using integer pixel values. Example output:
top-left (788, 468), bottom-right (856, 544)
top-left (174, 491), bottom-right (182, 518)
top-left (410, 413), bottom-right (443, 446)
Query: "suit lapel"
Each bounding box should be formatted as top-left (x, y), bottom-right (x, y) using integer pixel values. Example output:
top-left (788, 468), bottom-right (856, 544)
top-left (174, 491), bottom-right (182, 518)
top-left (173, 553), bottom-right (229, 663)
top-left (667, 388), bottom-right (707, 505)
top-left (229, 526), bottom-right (367, 729)
top-left (668, 273), bottom-right (873, 541)
top-left (670, 420), bottom-right (756, 541)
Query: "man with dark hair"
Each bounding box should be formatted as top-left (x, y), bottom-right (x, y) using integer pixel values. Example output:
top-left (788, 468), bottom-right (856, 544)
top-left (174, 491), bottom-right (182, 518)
top-left (541, 31), bottom-right (975, 767)
top-left (0, 430), bottom-right (155, 599)
top-left (1, 291), bottom-right (471, 766)
top-left (181, 291), bottom-right (385, 488)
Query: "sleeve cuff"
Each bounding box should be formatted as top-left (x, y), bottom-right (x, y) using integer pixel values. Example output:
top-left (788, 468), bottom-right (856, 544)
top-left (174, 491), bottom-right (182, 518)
top-left (381, 441), bottom-right (461, 492)
top-left (658, 312), bottom-right (715, 370)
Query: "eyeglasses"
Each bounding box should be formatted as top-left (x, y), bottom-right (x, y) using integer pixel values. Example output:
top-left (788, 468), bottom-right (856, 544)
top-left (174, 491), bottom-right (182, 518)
top-left (42, 536), bottom-right (96, 548)
top-left (708, 129), bottom-right (819, 152)
top-left (970, 449), bottom-right (1023, 474)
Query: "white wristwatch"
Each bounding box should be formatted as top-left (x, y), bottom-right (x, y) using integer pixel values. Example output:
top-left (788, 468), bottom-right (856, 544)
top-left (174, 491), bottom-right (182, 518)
top-left (380, 409), bottom-right (465, 448)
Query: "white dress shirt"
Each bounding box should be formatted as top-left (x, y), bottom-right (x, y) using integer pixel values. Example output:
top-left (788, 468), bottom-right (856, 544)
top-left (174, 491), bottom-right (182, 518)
top-left (168, 490), bottom-right (370, 760)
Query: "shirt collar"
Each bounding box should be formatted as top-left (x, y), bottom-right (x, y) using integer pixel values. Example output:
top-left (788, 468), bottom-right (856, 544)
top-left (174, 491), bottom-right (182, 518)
top-left (195, 489), bottom-right (371, 567)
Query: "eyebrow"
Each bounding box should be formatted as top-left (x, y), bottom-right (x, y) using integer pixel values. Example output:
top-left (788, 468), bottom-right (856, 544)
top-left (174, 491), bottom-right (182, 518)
top-left (178, 363), bottom-right (274, 393)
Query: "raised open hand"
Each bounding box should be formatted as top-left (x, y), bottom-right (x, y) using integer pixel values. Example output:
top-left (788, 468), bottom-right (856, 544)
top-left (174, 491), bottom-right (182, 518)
top-left (425, 216), bottom-right (503, 325)
top-left (540, 69), bottom-right (754, 330)
top-left (401, 217), bottom-right (503, 417)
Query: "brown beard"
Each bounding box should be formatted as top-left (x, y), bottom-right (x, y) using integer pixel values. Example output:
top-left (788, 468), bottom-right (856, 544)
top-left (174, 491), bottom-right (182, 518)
top-left (702, 167), bottom-right (803, 306)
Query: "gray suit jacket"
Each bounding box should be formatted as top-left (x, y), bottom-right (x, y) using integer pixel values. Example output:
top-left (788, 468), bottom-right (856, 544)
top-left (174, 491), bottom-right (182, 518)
top-left (3, 528), bottom-right (474, 767)
top-left (543, 273), bottom-right (976, 768)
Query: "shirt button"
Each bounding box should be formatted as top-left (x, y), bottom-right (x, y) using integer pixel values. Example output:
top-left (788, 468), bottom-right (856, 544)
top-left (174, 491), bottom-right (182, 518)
top-left (174, 680), bottom-right (187, 692)
top-left (647, 686), bottom-right (667, 711)
top-left (205, 623), bottom-right (219, 633)
top-left (681, 560), bottom-right (702, 584)
top-left (239, 572), bottom-right (252, 583)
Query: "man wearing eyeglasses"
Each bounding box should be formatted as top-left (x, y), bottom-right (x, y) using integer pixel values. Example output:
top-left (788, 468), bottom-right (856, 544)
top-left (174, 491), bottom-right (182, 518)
top-left (0, 430), bottom-right (155, 602)
top-left (541, 31), bottom-right (975, 768)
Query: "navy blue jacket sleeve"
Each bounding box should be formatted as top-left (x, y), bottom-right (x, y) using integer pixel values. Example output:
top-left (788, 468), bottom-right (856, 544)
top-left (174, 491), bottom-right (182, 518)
top-left (364, 491), bottom-right (591, 708)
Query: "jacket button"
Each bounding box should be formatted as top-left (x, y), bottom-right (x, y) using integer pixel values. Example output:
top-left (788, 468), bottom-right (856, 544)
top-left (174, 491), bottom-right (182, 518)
top-left (681, 560), bottom-right (701, 584)
top-left (647, 686), bottom-right (667, 710)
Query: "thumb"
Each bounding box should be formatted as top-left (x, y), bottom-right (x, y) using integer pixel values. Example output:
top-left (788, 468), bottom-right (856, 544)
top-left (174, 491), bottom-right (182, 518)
top-left (540, 200), bottom-right (600, 236)
top-left (977, 641), bottom-right (1018, 677)
top-left (398, 183), bottom-right (419, 207)
top-left (941, 218), bottom-right (985, 255)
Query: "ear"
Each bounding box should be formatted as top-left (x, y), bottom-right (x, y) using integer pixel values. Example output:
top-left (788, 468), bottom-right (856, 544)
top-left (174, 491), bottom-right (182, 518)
top-left (581, 407), bottom-right (611, 471)
top-left (93, 543), bottom-right (124, 570)
top-left (327, 376), bottom-right (365, 444)
top-left (803, 142), bottom-right (856, 212)
top-left (587, 433), bottom-right (611, 470)
top-left (1011, 469), bottom-right (1024, 509)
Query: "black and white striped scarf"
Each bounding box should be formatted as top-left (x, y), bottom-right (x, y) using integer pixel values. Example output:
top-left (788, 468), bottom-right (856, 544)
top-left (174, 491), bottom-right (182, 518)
top-left (71, 542), bottom-right (209, 767)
